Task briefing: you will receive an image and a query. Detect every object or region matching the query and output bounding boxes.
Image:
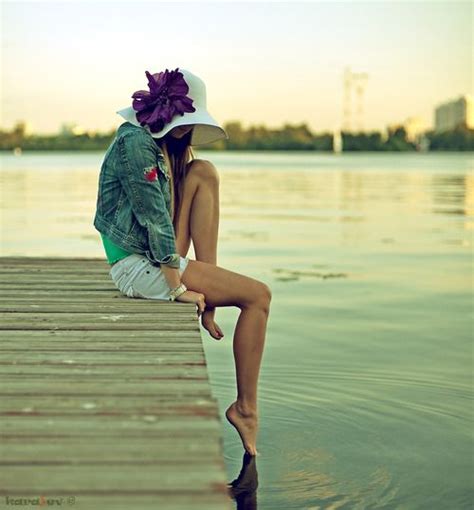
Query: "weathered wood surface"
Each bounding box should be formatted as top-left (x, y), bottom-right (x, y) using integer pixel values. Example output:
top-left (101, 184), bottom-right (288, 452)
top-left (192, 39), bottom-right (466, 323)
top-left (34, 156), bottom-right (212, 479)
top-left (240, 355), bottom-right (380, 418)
top-left (0, 257), bottom-right (232, 510)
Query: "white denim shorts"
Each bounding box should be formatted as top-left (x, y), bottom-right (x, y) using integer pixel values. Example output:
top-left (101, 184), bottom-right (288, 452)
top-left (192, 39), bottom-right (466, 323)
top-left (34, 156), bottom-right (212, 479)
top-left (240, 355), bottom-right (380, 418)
top-left (109, 253), bottom-right (190, 300)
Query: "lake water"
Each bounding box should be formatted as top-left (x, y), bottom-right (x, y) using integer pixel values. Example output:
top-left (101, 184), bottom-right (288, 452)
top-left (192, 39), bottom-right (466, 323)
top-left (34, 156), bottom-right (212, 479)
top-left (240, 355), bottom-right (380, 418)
top-left (1, 151), bottom-right (473, 509)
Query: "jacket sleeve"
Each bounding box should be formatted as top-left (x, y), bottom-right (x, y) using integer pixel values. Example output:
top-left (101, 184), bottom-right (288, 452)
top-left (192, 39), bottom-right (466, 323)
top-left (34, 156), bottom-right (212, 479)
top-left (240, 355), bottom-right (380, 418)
top-left (116, 130), bottom-right (181, 269)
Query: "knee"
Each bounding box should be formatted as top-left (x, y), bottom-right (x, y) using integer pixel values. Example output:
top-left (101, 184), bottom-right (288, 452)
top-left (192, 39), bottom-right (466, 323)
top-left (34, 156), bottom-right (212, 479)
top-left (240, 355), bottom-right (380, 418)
top-left (250, 281), bottom-right (272, 314)
top-left (190, 159), bottom-right (220, 186)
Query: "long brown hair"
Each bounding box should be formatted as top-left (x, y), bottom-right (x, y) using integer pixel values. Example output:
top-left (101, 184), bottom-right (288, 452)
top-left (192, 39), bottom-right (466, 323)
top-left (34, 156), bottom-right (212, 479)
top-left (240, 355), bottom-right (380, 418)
top-left (155, 128), bottom-right (195, 229)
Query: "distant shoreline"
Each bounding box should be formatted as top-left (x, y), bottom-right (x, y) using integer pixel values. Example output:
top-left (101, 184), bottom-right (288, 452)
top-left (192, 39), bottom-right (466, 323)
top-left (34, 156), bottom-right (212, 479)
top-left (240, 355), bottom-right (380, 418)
top-left (1, 148), bottom-right (473, 153)
top-left (2, 122), bottom-right (473, 152)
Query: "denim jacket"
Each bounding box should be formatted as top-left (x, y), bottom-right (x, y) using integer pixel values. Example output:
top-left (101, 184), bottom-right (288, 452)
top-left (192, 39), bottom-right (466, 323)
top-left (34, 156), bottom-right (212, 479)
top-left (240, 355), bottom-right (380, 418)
top-left (93, 121), bottom-right (181, 268)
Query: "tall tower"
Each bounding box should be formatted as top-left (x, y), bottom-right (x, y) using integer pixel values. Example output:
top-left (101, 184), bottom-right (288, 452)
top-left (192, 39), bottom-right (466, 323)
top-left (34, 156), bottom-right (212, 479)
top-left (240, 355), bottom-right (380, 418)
top-left (342, 66), bottom-right (369, 133)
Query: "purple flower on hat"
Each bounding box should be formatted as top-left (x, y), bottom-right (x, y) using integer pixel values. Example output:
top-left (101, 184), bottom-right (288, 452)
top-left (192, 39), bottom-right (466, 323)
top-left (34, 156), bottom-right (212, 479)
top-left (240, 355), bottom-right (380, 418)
top-left (131, 68), bottom-right (196, 133)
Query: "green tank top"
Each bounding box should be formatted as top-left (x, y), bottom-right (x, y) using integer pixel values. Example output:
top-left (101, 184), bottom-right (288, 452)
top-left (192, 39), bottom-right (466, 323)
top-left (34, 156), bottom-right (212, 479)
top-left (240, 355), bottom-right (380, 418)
top-left (100, 232), bottom-right (133, 265)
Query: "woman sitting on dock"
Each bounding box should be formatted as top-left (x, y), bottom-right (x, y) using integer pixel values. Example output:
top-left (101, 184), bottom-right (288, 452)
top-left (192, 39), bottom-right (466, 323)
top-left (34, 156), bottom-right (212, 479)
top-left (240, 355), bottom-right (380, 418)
top-left (93, 68), bottom-right (272, 456)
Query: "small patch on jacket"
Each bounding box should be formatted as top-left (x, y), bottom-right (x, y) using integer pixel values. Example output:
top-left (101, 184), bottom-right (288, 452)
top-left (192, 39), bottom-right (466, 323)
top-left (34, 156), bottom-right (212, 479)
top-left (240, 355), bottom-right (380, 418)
top-left (143, 166), bottom-right (159, 182)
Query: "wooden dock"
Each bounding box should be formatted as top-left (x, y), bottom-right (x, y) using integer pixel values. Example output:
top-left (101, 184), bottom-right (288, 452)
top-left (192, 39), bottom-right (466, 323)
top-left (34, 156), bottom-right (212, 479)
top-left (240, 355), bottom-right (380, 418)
top-left (0, 257), bottom-right (233, 510)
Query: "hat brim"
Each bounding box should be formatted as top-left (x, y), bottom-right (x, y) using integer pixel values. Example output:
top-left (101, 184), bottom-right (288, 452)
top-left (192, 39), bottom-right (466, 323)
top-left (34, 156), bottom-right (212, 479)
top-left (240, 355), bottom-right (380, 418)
top-left (116, 106), bottom-right (228, 146)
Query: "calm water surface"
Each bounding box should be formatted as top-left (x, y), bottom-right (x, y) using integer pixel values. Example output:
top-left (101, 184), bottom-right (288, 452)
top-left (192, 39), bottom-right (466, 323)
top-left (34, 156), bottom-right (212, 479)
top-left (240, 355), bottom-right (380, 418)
top-left (1, 151), bottom-right (473, 509)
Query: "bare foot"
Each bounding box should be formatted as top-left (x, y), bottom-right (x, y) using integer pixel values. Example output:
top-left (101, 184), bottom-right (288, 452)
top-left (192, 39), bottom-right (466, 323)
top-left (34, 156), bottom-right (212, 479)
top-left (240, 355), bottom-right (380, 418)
top-left (225, 401), bottom-right (259, 456)
top-left (201, 308), bottom-right (224, 340)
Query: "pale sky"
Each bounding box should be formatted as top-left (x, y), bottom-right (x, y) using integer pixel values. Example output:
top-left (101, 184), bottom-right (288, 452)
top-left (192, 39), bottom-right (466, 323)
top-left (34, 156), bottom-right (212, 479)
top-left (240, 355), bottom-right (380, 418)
top-left (1, 0), bottom-right (472, 134)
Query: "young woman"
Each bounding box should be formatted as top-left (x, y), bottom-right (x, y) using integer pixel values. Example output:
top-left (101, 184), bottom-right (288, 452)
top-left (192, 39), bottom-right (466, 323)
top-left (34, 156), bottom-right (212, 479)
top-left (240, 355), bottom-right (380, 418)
top-left (94, 68), bottom-right (271, 456)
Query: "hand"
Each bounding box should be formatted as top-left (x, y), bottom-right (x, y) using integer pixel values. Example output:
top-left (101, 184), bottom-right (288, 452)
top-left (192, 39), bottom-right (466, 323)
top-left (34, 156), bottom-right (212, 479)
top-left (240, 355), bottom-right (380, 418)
top-left (175, 290), bottom-right (206, 317)
top-left (201, 307), bottom-right (224, 341)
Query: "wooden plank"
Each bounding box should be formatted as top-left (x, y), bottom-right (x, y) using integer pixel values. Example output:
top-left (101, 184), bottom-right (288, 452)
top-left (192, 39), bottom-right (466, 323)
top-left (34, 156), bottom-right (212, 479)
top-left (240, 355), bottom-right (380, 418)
top-left (0, 436), bottom-right (222, 458)
top-left (0, 303), bottom-right (196, 313)
top-left (1, 415), bottom-right (222, 433)
top-left (0, 313), bottom-right (201, 329)
top-left (0, 352), bottom-right (206, 363)
top-left (0, 495), bottom-right (231, 510)
top-left (14, 496), bottom-right (232, 510)
top-left (0, 396), bottom-right (218, 414)
top-left (0, 329), bottom-right (202, 339)
top-left (0, 290), bottom-right (129, 297)
top-left (0, 378), bottom-right (213, 393)
top-left (0, 282), bottom-right (120, 287)
top-left (0, 340), bottom-right (204, 350)
top-left (0, 364), bottom-right (208, 377)
top-left (0, 267), bottom-right (110, 273)
top-left (0, 329), bottom-right (203, 339)
top-left (0, 464), bottom-right (230, 492)
top-left (0, 275), bottom-right (115, 282)
top-left (0, 312), bottom-right (198, 322)
top-left (0, 256), bottom-right (232, 509)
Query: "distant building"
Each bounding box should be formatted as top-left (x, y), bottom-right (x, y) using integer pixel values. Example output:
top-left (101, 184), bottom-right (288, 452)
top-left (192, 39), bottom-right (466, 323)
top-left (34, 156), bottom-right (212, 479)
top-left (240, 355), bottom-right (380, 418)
top-left (59, 123), bottom-right (86, 136)
top-left (434, 94), bottom-right (473, 132)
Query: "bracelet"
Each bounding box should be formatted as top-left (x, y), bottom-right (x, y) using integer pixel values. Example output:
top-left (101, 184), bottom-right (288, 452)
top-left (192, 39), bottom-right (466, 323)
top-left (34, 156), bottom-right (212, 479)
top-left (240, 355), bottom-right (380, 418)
top-left (168, 283), bottom-right (187, 302)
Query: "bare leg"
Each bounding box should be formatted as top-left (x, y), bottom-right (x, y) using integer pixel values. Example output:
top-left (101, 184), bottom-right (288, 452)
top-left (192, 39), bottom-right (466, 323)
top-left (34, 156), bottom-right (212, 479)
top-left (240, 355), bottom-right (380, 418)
top-left (174, 159), bottom-right (219, 265)
top-left (225, 298), bottom-right (269, 456)
top-left (176, 159), bottom-right (271, 455)
top-left (174, 160), bottom-right (223, 338)
top-left (180, 259), bottom-right (271, 455)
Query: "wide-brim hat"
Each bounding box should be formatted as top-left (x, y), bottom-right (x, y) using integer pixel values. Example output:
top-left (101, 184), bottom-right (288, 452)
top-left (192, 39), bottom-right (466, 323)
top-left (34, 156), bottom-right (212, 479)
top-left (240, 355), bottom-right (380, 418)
top-left (116, 68), bottom-right (228, 146)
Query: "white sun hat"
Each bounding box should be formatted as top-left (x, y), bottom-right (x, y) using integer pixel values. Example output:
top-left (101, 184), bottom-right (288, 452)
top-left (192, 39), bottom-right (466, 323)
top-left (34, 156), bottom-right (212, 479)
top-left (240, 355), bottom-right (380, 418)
top-left (116, 68), bottom-right (228, 147)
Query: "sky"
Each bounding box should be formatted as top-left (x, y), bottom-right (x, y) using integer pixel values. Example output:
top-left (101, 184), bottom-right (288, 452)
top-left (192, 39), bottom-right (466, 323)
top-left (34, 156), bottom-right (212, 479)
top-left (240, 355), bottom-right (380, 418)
top-left (1, 0), bottom-right (472, 134)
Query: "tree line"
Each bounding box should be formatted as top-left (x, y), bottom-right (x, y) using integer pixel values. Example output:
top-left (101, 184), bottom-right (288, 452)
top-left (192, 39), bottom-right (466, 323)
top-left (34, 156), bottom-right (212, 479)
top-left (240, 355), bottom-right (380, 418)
top-left (0, 121), bottom-right (472, 151)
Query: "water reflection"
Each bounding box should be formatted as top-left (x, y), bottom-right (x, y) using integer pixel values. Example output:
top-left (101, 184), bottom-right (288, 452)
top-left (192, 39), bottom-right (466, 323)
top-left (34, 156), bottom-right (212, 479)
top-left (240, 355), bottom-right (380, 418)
top-left (1, 151), bottom-right (472, 509)
top-left (1, 152), bottom-right (472, 258)
top-left (431, 175), bottom-right (471, 215)
top-left (228, 452), bottom-right (258, 510)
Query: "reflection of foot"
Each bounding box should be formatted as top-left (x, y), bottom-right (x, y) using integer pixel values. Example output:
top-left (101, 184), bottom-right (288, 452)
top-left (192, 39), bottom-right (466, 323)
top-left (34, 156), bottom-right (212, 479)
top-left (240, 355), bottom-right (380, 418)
top-left (225, 401), bottom-right (258, 456)
top-left (228, 451), bottom-right (258, 509)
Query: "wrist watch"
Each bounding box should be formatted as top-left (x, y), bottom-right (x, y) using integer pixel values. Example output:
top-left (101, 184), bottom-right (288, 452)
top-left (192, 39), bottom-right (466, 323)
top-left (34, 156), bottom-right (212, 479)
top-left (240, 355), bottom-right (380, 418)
top-left (168, 283), bottom-right (187, 301)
